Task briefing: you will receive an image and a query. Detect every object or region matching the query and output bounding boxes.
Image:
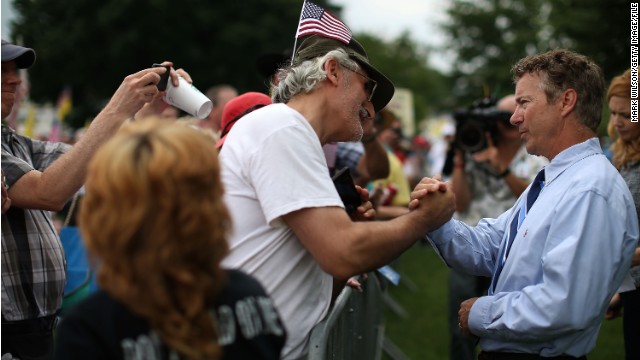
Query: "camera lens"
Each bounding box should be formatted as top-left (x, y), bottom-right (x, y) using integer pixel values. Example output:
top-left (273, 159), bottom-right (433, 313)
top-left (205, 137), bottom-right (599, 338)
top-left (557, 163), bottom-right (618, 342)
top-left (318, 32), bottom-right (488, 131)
top-left (456, 121), bottom-right (485, 152)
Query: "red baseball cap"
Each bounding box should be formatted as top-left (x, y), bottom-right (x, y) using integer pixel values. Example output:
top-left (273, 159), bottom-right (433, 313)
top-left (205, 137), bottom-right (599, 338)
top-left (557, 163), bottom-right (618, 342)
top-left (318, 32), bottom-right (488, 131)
top-left (216, 92), bottom-right (272, 149)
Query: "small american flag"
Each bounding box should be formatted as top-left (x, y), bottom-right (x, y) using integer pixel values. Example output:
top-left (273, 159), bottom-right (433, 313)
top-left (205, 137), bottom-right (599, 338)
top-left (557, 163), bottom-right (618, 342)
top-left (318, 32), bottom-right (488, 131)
top-left (295, 0), bottom-right (352, 44)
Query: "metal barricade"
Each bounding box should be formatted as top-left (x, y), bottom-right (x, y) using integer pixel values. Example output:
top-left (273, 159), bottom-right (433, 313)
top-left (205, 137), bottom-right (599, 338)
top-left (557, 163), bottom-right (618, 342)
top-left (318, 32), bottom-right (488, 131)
top-left (306, 273), bottom-right (385, 360)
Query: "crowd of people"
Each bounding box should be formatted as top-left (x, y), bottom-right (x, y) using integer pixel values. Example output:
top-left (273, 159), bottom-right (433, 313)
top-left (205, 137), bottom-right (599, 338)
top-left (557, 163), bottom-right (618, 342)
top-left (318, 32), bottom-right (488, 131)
top-left (1, 19), bottom-right (639, 360)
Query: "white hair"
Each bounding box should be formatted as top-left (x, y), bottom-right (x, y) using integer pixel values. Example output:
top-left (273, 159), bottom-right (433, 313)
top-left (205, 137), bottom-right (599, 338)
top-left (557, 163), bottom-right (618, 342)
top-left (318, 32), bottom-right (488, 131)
top-left (271, 48), bottom-right (361, 104)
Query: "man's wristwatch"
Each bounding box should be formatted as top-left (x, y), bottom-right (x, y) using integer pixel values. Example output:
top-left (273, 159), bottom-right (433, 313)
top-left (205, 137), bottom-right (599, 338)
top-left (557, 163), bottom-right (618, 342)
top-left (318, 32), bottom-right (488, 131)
top-left (498, 168), bottom-right (511, 178)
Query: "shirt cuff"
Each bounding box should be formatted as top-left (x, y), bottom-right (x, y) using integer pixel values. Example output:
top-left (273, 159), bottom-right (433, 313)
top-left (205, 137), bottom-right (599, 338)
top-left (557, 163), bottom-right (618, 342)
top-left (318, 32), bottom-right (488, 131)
top-left (468, 295), bottom-right (492, 337)
top-left (427, 220), bottom-right (455, 245)
top-left (426, 220), bottom-right (456, 267)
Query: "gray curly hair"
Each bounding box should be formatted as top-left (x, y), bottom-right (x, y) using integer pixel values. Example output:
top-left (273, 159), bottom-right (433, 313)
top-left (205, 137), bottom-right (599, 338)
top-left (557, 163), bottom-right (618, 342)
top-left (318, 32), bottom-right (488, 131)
top-left (271, 48), bottom-right (361, 104)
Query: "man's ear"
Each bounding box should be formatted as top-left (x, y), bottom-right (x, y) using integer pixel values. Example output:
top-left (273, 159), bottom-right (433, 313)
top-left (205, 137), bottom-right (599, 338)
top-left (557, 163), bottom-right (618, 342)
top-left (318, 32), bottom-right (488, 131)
top-left (324, 57), bottom-right (341, 87)
top-left (558, 88), bottom-right (577, 118)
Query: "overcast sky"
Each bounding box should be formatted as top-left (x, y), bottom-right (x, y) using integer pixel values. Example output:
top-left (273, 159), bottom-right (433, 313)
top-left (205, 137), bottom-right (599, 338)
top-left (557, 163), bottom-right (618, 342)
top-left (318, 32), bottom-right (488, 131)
top-left (330, 0), bottom-right (453, 72)
top-left (1, 0), bottom-right (14, 39)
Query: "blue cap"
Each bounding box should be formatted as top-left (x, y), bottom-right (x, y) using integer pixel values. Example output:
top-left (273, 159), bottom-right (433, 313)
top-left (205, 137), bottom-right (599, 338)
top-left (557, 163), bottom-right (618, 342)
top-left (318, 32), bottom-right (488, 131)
top-left (1, 39), bottom-right (36, 69)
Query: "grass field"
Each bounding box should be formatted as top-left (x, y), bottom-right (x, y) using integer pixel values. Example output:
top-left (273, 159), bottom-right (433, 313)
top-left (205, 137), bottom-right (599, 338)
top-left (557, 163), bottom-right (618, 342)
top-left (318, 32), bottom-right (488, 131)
top-left (382, 244), bottom-right (625, 360)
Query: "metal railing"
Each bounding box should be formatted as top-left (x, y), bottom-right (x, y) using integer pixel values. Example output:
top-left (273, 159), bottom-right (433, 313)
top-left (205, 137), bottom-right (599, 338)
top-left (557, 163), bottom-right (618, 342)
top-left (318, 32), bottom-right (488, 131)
top-left (306, 273), bottom-right (385, 360)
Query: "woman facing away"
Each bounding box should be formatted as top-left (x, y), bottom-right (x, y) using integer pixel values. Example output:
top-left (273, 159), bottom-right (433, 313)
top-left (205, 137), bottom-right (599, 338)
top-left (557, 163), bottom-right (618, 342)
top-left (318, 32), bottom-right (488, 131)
top-left (53, 118), bottom-right (286, 360)
top-left (604, 68), bottom-right (640, 360)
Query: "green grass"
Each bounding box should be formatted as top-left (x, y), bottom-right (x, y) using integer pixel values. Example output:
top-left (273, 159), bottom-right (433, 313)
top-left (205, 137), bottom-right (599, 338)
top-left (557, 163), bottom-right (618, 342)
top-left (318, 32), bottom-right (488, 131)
top-left (382, 244), bottom-right (625, 360)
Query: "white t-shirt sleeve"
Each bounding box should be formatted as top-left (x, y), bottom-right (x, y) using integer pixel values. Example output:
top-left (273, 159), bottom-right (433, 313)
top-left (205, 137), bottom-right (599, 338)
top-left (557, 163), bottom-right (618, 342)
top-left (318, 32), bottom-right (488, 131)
top-left (248, 121), bottom-right (344, 226)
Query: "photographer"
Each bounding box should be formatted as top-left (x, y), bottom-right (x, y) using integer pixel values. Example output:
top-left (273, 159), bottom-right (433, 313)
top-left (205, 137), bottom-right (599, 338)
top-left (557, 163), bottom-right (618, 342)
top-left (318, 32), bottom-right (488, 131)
top-left (446, 94), bottom-right (547, 360)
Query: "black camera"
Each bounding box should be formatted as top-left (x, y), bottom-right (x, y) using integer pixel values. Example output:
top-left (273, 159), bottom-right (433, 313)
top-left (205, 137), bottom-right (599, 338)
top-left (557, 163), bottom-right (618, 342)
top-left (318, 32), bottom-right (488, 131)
top-left (453, 97), bottom-right (512, 153)
top-left (152, 63), bottom-right (170, 91)
top-left (332, 167), bottom-right (361, 214)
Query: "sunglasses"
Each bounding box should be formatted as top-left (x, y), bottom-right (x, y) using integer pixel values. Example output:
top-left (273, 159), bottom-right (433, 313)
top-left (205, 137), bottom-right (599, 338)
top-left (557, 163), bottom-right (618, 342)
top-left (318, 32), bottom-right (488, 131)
top-left (344, 66), bottom-right (377, 103)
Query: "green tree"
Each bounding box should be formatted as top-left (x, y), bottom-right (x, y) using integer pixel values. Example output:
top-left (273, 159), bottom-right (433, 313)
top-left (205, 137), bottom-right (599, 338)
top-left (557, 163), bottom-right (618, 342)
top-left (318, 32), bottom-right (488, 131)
top-left (357, 32), bottom-right (453, 125)
top-left (10, 0), bottom-right (450, 131)
top-left (443, 0), bottom-right (630, 108)
top-left (9, 0), bottom-right (338, 128)
top-left (443, 0), bottom-right (545, 104)
top-left (546, 0), bottom-right (630, 80)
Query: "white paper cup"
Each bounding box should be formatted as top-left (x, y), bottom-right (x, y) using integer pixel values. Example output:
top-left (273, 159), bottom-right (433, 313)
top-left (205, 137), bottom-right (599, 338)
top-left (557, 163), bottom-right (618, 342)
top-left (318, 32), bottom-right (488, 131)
top-left (163, 77), bottom-right (213, 119)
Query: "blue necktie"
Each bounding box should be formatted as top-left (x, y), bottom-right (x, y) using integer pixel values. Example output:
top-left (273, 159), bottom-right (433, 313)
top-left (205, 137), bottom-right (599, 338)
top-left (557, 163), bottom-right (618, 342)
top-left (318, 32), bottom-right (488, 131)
top-left (491, 169), bottom-right (545, 292)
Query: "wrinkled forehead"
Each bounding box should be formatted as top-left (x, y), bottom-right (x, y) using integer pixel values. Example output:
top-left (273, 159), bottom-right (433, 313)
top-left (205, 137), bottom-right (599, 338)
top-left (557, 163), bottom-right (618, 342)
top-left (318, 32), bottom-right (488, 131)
top-left (515, 73), bottom-right (543, 93)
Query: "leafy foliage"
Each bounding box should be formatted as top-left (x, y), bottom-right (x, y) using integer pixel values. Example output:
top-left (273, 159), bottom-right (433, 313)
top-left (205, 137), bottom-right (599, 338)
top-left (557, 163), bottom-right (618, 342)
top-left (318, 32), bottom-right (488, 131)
top-left (10, 0), bottom-right (628, 131)
top-left (443, 0), bottom-right (543, 102)
top-left (443, 0), bottom-right (630, 109)
top-left (356, 32), bottom-right (453, 121)
top-left (10, 0), bottom-right (337, 127)
top-left (546, 0), bottom-right (630, 80)
top-left (9, 0), bottom-right (450, 130)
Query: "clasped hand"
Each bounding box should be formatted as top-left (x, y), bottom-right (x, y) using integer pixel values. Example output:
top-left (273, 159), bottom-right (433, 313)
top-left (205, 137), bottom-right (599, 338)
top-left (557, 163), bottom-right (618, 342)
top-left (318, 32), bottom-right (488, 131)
top-left (408, 176), bottom-right (456, 231)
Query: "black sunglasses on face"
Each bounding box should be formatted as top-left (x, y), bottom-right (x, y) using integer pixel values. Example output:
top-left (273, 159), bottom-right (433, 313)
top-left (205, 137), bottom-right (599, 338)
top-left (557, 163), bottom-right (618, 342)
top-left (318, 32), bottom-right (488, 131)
top-left (343, 66), bottom-right (377, 103)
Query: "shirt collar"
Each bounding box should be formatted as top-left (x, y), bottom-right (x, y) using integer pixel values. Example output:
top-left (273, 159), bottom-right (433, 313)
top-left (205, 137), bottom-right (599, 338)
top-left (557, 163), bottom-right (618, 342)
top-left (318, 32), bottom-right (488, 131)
top-left (1, 123), bottom-right (14, 134)
top-left (544, 137), bottom-right (602, 185)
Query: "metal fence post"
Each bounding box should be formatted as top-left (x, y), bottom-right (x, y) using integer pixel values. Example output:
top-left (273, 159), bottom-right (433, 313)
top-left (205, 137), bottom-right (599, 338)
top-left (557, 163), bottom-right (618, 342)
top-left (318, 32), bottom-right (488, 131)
top-left (306, 273), bottom-right (384, 360)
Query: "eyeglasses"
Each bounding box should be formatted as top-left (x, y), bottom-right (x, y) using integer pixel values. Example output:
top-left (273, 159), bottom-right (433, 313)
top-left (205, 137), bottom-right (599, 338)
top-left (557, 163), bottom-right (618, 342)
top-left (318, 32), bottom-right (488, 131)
top-left (343, 66), bottom-right (377, 103)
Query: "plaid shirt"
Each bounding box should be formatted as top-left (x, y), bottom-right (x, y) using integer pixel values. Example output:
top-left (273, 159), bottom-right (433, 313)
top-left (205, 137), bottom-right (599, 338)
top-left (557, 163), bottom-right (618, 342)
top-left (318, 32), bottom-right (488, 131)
top-left (335, 142), bottom-right (364, 176)
top-left (1, 124), bottom-right (69, 321)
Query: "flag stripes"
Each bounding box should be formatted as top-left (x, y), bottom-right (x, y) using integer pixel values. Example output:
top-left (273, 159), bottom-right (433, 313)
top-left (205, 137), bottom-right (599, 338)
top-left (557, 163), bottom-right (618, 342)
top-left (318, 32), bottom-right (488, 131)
top-left (295, 0), bottom-right (352, 44)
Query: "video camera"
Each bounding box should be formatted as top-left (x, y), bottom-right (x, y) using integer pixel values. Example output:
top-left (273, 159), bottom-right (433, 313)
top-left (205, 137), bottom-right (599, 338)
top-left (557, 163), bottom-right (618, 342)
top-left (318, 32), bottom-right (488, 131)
top-left (453, 97), bottom-right (512, 153)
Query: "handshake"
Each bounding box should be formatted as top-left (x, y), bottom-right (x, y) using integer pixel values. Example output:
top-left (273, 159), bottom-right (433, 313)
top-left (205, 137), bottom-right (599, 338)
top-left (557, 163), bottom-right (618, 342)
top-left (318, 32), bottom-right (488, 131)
top-left (351, 175), bottom-right (455, 232)
top-left (335, 174), bottom-right (455, 232)
top-left (409, 177), bottom-right (456, 231)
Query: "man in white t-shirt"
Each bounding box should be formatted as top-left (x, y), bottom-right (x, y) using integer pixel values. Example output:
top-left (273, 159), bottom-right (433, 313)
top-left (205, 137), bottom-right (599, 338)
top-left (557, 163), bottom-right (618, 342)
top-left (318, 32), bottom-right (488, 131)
top-left (218, 34), bottom-right (456, 359)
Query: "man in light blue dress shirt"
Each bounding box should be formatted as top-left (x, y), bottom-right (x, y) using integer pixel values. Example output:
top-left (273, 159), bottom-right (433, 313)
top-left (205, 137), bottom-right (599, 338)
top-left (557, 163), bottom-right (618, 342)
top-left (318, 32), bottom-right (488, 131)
top-left (415, 49), bottom-right (639, 359)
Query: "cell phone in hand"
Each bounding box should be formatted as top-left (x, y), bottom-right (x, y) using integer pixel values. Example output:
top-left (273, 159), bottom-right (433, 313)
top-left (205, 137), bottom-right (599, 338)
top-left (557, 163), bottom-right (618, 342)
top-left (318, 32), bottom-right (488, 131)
top-left (152, 63), bottom-right (170, 91)
top-left (331, 167), bottom-right (361, 214)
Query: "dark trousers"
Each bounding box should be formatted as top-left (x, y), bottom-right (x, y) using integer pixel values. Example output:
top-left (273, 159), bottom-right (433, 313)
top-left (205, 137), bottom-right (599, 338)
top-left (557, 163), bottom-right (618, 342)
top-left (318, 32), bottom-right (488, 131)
top-left (1, 315), bottom-right (57, 360)
top-left (620, 288), bottom-right (640, 360)
top-left (478, 351), bottom-right (586, 360)
top-left (448, 270), bottom-right (490, 360)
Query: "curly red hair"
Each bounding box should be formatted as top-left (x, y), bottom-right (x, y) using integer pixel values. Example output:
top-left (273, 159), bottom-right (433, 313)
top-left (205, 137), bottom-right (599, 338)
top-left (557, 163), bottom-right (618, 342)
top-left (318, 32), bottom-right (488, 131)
top-left (79, 118), bottom-right (230, 359)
